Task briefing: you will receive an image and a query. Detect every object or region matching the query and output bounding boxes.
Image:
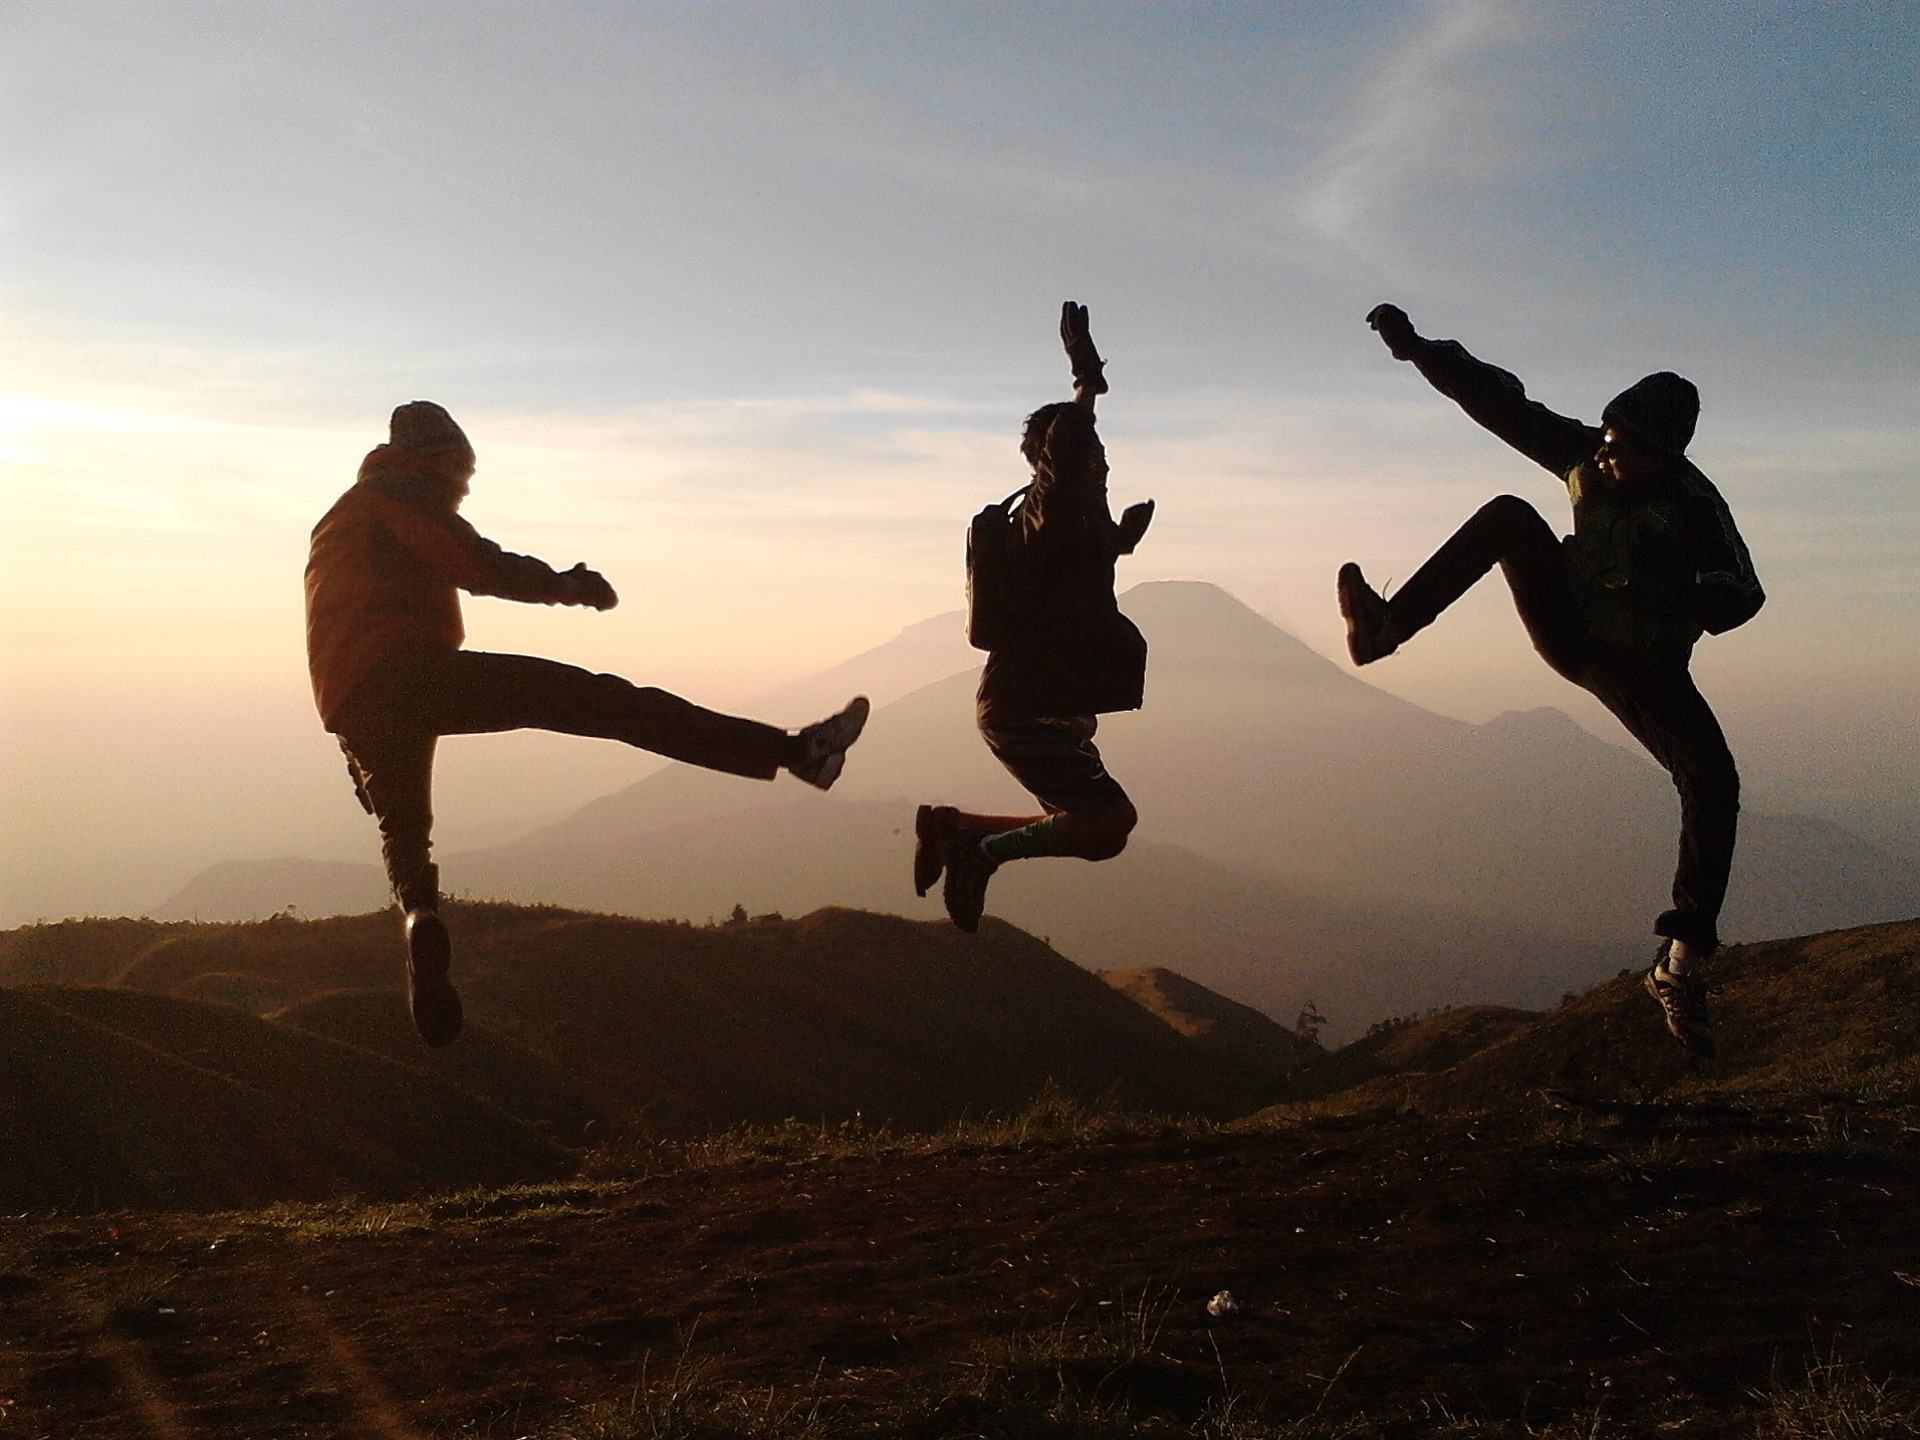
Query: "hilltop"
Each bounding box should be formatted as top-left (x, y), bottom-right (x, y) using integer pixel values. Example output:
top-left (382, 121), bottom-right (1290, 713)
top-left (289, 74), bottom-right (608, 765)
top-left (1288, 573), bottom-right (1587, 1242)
top-left (5, 904), bottom-right (1918, 1204)
top-left (0, 904), bottom-right (1272, 1210)
top-left (2, 916), bottom-right (1919, 1436)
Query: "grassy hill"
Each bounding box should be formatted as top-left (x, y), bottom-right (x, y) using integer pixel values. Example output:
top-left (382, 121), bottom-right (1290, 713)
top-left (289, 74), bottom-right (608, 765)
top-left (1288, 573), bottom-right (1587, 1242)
top-left (0, 904), bottom-right (1278, 1209)
top-left (2, 916), bottom-right (1920, 1435)
top-left (0, 985), bottom-right (573, 1210)
top-left (1289, 915), bottom-right (1920, 1116)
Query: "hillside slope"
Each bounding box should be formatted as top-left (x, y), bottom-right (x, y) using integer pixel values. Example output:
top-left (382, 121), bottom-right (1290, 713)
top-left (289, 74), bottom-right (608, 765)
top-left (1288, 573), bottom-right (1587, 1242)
top-left (1281, 915), bottom-right (1920, 1114)
top-left (1, 906), bottom-right (1280, 1212)
top-left (0, 986), bottom-right (573, 1210)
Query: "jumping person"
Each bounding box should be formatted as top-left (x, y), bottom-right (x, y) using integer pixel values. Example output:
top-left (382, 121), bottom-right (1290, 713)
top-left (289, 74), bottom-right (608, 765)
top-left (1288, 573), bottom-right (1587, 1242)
top-left (914, 303), bottom-right (1155, 932)
top-left (1340, 305), bottom-right (1763, 1058)
top-left (306, 401), bottom-right (868, 1046)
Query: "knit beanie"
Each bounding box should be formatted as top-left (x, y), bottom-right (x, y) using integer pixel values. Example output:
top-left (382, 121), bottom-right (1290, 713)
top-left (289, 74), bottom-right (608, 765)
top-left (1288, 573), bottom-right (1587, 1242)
top-left (389, 400), bottom-right (471, 457)
top-left (1601, 372), bottom-right (1698, 456)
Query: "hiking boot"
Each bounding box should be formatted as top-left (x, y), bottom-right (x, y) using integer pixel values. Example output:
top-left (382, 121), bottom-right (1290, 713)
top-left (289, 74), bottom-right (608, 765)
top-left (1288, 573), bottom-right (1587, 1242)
top-left (1644, 947), bottom-right (1714, 1059)
top-left (942, 832), bottom-right (999, 934)
top-left (404, 909), bottom-right (463, 1047)
top-left (914, 804), bottom-right (958, 898)
top-left (1336, 562), bottom-right (1401, 666)
top-left (790, 696), bottom-right (871, 791)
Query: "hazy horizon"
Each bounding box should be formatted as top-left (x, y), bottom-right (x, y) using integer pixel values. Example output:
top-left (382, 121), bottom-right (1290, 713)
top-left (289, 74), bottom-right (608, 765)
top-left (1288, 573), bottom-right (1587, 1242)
top-left (3, 2), bottom-right (1915, 925)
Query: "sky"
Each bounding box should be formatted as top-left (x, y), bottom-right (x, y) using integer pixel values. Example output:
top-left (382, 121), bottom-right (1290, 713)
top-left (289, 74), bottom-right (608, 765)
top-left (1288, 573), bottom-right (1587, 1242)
top-left (2, 0), bottom-right (1915, 926)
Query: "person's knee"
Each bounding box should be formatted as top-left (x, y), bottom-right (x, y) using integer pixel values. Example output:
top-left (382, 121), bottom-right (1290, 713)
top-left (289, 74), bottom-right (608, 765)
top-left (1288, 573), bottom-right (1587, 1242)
top-left (1482, 493), bottom-right (1540, 529)
top-left (1074, 798), bottom-right (1137, 861)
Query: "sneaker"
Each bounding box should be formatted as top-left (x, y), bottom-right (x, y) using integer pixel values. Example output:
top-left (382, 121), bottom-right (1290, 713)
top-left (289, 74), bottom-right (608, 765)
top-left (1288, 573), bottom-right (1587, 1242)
top-left (914, 804), bottom-right (958, 898)
top-left (404, 909), bottom-right (463, 1047)
top-left (1644, 947), bottom-right (1714, 1059)
top-left (790, 696), bottom-right (871, 791)
top-left (1336, 562), bottom-right (1400, 666)
top-left (942, 832), bottom-right (999, 934)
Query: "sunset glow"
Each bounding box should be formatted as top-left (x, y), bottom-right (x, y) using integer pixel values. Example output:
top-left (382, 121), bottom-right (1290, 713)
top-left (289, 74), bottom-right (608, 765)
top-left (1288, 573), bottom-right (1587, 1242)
top-left (2, 1), bottom-right (1914, 923)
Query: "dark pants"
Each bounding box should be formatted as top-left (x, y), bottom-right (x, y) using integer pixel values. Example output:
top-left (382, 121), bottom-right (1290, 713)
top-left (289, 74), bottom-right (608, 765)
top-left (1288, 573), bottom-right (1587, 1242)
top-left (1389, 495), bottom-right (1739, 953)
top-left (977, 711), bottom-right (1132, 819)
top-left (334, 648), bottom-right (790, 910)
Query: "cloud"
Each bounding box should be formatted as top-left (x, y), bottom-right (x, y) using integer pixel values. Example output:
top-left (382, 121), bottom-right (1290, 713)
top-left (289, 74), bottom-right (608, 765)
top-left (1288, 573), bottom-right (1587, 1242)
top-left (1300, 0), bottom-right (1537, 273)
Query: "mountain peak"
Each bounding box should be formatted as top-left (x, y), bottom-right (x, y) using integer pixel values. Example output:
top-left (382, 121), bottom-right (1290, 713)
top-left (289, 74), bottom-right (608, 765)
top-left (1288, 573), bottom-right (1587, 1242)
top-left (1120, 579), bottom-right (1363, 686)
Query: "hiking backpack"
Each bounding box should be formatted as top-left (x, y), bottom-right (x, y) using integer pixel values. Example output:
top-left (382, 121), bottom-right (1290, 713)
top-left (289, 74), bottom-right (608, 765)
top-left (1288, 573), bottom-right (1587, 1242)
top-left (965, 485), bottom-right (1032, 652)
top-left (1674, 464), bottom-right (1765, 634)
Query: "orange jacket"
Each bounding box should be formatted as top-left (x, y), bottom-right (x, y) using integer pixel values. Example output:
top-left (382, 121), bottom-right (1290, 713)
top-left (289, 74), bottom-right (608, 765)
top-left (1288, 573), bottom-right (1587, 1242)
top-left (305, 447), bottom-right (577, 729)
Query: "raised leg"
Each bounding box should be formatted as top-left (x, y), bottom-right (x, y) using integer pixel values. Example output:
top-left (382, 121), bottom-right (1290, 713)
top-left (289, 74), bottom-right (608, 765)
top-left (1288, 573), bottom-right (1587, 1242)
top-left (1388, 494), bottom-right (1590, 677)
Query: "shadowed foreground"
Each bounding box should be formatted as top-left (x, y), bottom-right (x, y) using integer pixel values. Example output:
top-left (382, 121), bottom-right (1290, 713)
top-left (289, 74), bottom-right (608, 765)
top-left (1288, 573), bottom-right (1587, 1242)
top-left (3, 915), bottom-right (1919, 1435)
top-left (2, 1096), bottom-right (1918, 1438)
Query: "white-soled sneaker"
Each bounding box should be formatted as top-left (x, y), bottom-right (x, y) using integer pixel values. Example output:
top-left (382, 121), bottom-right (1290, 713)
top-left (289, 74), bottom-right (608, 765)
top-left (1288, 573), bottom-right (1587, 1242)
top-left (1644, 947), bottom-right (1714, 1059)
top-left (790, 696), bottom-right (870, 791)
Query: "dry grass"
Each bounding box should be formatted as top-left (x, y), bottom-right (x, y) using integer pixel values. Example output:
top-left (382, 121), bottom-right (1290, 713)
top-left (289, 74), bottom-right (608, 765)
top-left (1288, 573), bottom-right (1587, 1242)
top-left (1750, 1350), bottom-right (1920, 1439)
top-left (240, 1179), bottom-right (624, 1240)
top-left (585, 1085), bottom-right (1207, 1179)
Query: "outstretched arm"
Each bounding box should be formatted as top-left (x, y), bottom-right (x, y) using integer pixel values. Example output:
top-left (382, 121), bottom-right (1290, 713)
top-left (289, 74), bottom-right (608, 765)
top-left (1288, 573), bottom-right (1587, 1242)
top-left (1053, 300), bottom-right (1153, 552)
top-left (1367, 304), bottom-right (1597, 478)
top-left (1061, 300), bottom-right (1108, 412)
top-left (373, 492), bottom-right (619, 609)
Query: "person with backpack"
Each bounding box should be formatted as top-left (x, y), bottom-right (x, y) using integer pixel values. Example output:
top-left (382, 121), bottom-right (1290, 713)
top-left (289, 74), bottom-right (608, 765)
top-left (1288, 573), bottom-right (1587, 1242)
top-left (307, 400), bottom-right (869, 1046)
top-left (1338, 304), bottom-right (1763, 1058)
top-left (913, 303), bottom-right (1155, 932)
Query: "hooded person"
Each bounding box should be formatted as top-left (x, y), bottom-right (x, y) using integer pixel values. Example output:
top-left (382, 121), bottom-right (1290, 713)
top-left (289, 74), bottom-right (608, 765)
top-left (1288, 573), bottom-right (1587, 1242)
top-left (1338, 306), bottom-right (1763, 1060)
top-left (306, 401), bottom-right (868, 1045)
top-left (911, 303), bottom-right (1155, 932)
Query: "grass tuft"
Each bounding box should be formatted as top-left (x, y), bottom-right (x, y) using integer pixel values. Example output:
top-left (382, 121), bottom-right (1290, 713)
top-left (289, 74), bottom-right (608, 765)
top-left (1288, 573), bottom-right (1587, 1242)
top-left (587, 1086), bottom-right (1209, 1180)
top-left (1750, 1350), bottom-right (1920, 1438)
top-left (526, 1335), bottom-right (832, 1439)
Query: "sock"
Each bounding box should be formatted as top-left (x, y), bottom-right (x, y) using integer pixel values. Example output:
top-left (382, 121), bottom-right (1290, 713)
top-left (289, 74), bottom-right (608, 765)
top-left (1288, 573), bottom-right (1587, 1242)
top-left (1664, 939), bottom-right (1700, 975)
top-left (981, 816), bottom-right (1065, 865)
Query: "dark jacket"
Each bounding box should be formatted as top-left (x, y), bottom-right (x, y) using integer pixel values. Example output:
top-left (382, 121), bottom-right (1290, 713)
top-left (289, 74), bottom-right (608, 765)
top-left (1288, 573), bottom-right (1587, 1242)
top-left (978, 425), bottom-right (1147, 720)
top-left (305, 447), bottom-right (577, 729)
top-left (1404, 336), bottom-right (1763, 663)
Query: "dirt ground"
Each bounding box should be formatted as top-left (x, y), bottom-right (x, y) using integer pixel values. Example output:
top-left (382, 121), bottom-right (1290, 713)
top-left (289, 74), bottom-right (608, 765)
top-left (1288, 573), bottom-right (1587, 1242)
top-left (4, 1099), bottom-right (1919, 1439)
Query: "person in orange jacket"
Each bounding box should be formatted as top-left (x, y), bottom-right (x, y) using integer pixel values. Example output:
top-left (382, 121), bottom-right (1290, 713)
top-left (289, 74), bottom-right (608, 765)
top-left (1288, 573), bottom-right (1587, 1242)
top-left (306, 401), bottom-right (867, 1045)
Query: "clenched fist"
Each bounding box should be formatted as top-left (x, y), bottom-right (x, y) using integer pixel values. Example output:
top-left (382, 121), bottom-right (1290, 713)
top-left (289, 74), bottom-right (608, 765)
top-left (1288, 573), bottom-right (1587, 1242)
top-left (562, 563), bottom-right (618, 611)
top-left (1366, 303), bottom-right (1420, 361)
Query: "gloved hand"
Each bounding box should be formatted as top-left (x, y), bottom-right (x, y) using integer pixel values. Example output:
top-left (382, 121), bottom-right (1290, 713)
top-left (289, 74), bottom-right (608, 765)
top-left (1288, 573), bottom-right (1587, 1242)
top-left (562, 562), bottom-right (619, 610)
top-left (1366, 303), bottom-right (1421, 361)
top-left (1060, 300), bottom-right (1109, 395)
top-left (1116, 498), bottom-right (1155, 555)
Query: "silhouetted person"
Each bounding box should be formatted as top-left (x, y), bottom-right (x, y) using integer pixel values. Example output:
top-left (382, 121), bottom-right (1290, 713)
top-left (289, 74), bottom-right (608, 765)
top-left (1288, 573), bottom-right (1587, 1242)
top-left (1340, 305), bottom-right (1763, 1058)
top-left (306, 402), bottom-right (868, 1045)
top-left (914, 303), bottom-right (1154, 931)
